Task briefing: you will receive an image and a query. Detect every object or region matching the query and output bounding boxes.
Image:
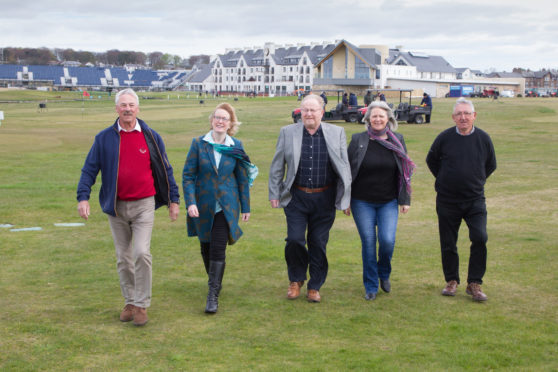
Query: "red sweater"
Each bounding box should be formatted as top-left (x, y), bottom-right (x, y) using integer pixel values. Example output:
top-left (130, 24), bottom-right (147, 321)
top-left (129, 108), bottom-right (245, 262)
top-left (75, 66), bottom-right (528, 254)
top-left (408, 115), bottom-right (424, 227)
top-left (117, 130), bottom-right (156, 201)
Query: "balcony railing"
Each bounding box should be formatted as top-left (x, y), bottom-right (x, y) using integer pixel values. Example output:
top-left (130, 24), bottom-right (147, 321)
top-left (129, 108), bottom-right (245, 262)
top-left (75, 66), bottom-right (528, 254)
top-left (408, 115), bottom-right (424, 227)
top-left (313, 78), bottom-right (373, 86)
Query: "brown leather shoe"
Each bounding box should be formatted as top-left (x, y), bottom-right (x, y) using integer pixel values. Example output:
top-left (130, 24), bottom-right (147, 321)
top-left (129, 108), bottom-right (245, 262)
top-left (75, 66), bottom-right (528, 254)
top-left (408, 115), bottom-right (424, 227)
top-left (287, 281), bottom-right (304, 300)
top-left (307, 289), bottom-right (321, 303)
top-left (133, 307), bottom-right (148, 326)
top-left (119, 304), bottom-right (135, 322)
top-left (442, 280), bottom-right (458, 296)
top-left (466, 283), bottom-right (488, 302)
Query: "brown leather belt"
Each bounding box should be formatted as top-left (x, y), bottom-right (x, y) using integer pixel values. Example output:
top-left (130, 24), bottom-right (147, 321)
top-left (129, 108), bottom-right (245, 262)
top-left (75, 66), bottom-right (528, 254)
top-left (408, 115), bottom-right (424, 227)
top-left (294, 184), bottom-right (331, 193)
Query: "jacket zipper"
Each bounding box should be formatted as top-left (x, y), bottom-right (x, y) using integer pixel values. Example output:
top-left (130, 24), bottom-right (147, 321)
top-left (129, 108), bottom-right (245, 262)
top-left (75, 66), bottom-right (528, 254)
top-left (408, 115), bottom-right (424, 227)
top-left (114, 128), bottom-right (121, 216)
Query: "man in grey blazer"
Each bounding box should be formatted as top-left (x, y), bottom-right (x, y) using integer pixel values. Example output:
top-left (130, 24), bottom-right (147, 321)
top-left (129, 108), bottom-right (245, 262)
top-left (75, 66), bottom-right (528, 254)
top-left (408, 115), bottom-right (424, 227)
top-left (269, 94), bottom-right (351, 303)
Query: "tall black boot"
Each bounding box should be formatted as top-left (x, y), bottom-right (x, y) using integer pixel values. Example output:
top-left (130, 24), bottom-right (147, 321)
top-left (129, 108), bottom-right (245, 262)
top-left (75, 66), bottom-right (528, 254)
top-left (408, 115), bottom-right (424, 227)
top-left (200, 242), bottom-right (210, 275)
top-left (205, 261), bottom-right (225, 314)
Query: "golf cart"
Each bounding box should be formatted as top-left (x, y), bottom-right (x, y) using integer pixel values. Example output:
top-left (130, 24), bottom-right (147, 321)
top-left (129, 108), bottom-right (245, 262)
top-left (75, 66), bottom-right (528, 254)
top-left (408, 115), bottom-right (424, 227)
top-left (357, 89), bottom-right (431, 124)
top-left (292, 90), bottom-right (364, 123)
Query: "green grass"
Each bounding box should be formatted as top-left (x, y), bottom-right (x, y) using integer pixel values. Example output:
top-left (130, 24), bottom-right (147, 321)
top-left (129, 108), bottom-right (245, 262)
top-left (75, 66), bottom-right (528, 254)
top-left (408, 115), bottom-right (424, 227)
top-left (1, 92), bottom-right (557, 371)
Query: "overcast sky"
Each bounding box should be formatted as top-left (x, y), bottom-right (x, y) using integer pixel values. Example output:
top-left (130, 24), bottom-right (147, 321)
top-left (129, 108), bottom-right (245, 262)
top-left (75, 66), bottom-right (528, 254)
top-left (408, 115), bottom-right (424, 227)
top-left (1, 0), bottom-right (557, 71)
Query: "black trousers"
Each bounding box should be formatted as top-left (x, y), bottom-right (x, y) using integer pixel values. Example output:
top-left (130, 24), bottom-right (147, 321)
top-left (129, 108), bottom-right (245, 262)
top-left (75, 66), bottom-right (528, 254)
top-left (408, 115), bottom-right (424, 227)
top-left (436, 198), bottom-right (488, 284)
top-left (283, 187), bottom-right (336, 290)
top-left (200, 211), bottom-right (229, 262)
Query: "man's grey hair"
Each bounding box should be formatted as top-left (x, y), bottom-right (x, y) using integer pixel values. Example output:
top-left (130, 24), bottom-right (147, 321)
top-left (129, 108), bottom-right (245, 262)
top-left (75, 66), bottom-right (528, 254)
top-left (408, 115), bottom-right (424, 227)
top-left (454, 97), bottom-right (475, 113)
top-left (115, 88), bottom-right (139, 106)
top-left (301, 93), bottom-right (325, 108)
top-left (363, 101), bottom-right (398, 131)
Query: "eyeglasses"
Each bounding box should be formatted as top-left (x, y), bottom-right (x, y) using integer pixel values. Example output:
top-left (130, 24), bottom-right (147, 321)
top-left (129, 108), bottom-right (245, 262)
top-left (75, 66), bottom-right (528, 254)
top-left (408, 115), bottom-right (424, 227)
top-left (301, 108), bottom-right (321, 114)
top-left (214, 115), bottom-right (231, 122)
top-left (453, 111), bottom-right (474, 117)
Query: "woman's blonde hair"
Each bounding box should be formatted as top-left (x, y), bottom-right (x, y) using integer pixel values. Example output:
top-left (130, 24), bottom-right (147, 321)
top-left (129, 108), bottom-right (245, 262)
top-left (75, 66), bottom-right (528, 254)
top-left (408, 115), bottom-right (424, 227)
top-left (209, 102), bottom-right (241, 136)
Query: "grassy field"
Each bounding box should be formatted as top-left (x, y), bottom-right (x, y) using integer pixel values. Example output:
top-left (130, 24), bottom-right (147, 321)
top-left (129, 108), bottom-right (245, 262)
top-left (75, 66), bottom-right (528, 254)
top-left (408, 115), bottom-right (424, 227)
top-left (0, 91), bottom-right (557, 371)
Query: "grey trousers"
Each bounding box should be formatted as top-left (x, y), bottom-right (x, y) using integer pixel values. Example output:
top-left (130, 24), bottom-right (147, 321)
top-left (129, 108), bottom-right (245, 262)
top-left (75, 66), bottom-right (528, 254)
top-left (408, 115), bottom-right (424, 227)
top-left (108, 196), bottom-right (155, 308)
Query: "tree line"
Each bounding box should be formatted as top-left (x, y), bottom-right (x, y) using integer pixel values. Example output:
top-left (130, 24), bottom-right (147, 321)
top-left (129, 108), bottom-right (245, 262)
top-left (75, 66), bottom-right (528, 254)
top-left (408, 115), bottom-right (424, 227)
top-left (0, 47), bottom-right (209, 69)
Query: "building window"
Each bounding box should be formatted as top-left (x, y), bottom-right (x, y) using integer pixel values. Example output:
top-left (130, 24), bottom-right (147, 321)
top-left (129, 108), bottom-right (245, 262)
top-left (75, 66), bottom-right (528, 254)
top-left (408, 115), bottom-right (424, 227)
top-left (323, 58), bottom-right (333, 79)
top-left (355, 56), bottom-right (369, 79)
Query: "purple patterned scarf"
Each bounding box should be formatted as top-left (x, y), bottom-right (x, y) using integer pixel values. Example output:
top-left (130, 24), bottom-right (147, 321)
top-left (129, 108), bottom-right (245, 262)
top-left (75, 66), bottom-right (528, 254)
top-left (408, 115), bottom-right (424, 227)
top-left (367, 126), bottom-right (416, 195)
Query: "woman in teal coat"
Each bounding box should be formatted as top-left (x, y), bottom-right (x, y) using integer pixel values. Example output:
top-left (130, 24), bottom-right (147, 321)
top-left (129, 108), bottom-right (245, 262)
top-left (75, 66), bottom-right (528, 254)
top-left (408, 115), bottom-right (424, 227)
top-left (183, 103), bottom-right (255, 313)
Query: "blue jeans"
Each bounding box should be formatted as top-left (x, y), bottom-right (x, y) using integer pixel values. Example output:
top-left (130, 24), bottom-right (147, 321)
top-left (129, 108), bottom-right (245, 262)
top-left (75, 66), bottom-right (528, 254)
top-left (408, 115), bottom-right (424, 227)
top-left (351, 198), bottom-right (399, 294)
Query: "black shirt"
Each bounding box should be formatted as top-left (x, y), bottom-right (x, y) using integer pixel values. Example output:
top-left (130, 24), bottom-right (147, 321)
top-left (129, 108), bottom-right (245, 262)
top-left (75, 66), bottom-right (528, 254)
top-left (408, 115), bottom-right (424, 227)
top-left (426, 126), bottom-right (497, 203)
top-left (352, 139), bottom-right (398, 203)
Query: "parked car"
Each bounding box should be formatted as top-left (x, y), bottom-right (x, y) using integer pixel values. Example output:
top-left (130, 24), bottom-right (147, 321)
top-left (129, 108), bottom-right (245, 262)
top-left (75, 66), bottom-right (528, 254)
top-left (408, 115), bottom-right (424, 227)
top-left (470, 89), bottom-right (499, 98)
top-left (500, 90), bottom-right (515, 98)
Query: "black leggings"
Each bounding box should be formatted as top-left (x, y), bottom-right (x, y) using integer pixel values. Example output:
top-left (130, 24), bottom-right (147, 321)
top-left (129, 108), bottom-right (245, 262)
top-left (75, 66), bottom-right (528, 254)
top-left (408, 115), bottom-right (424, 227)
top-left (202, 211), bottom-right (229, 262)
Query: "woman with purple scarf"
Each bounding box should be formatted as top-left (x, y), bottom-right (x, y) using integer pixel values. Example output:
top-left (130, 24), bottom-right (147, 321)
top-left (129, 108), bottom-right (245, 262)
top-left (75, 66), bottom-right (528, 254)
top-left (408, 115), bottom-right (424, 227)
top-left (347, 101), bottom-right (415, 301)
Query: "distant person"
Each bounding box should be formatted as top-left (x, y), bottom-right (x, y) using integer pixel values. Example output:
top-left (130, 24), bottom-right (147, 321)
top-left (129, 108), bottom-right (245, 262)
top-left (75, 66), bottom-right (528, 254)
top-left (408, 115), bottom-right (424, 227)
top-left (421, 93), bottom-right (433, 123)
top-left (349, 92), bottom-right (358, 106)
top-left (364, 91), bottom-right (373, 106)
top-left (183, 103), bottom-right (255, 314)
top-left (320, 91), bottom-right (328, 108)
top-left (77, 88), bottom-right (180, 326)
top-left (379, 93), bottom-right (386, 102)
top-left (342, 92), bottom-right (349, 108)
top-left (269, 94), bottom-right (351, 303)
top-left (348, 101), bottom-right (415, 300)
top-left (426, 97), bottom-right (496, 302)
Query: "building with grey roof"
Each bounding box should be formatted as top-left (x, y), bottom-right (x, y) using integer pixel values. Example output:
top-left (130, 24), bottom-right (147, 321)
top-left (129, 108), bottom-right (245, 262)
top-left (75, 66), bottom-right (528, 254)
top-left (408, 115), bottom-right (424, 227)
top-left (208, 41), bottom-right (335, 95)
top-left (177, 40), bottom-right (526, 97)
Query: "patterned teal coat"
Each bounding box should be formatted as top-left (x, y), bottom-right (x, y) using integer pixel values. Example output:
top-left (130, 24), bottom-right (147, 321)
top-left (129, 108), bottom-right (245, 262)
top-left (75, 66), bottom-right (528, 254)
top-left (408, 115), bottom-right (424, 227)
top-left (182, 136), bottom-right (250, 245)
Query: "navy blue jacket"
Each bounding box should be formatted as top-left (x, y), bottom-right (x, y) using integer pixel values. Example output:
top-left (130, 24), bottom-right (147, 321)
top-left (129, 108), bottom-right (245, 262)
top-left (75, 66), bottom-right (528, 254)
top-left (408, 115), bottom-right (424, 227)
top-left (77, 118), bottom-right (180, 216)
top-left (421, 95), bottom-right (432, 107)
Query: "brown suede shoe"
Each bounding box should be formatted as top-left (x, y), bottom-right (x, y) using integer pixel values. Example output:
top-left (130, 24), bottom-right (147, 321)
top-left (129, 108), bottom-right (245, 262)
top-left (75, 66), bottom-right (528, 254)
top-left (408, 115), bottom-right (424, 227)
top-left (466, 283), bottom-right (488, 302)
top-left (307, 289), bottom-right (321, 303)
top-left (119, 304), bottom-right (135, 322)
top-left (133, 307), bottom-right (148, 326)
top-left (442, 280), bottom-right (458, 296)
top-left (287, 281), bottom-right (304, 300)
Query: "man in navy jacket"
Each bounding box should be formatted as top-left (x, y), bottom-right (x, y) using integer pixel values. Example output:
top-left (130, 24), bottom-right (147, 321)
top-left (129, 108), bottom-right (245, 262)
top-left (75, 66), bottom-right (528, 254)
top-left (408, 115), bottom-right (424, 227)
top-left (421, 93), bottom-right (433, 123)
top-left (77, 88), bottom-right (179, 326)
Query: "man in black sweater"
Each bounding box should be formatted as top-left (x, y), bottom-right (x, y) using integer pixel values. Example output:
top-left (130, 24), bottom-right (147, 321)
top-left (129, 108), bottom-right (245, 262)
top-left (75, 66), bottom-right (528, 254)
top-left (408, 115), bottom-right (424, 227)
top-left (426, 97), bottom-right (496, 302)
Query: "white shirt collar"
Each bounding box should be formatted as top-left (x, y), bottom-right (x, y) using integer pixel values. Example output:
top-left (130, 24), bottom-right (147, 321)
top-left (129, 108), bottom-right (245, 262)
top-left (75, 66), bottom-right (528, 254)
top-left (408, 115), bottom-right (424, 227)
top-left (118, 119), bottom-right (141, 132)
top-left (203, 131), bottom-right (234, 146)
top-left (456, 126), bottom-right (475, 136)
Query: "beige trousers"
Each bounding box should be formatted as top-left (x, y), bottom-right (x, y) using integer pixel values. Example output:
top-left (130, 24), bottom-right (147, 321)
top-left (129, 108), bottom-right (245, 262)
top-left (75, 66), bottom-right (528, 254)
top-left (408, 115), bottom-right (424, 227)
top-left (108, 196), bottom-right (155, 308)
